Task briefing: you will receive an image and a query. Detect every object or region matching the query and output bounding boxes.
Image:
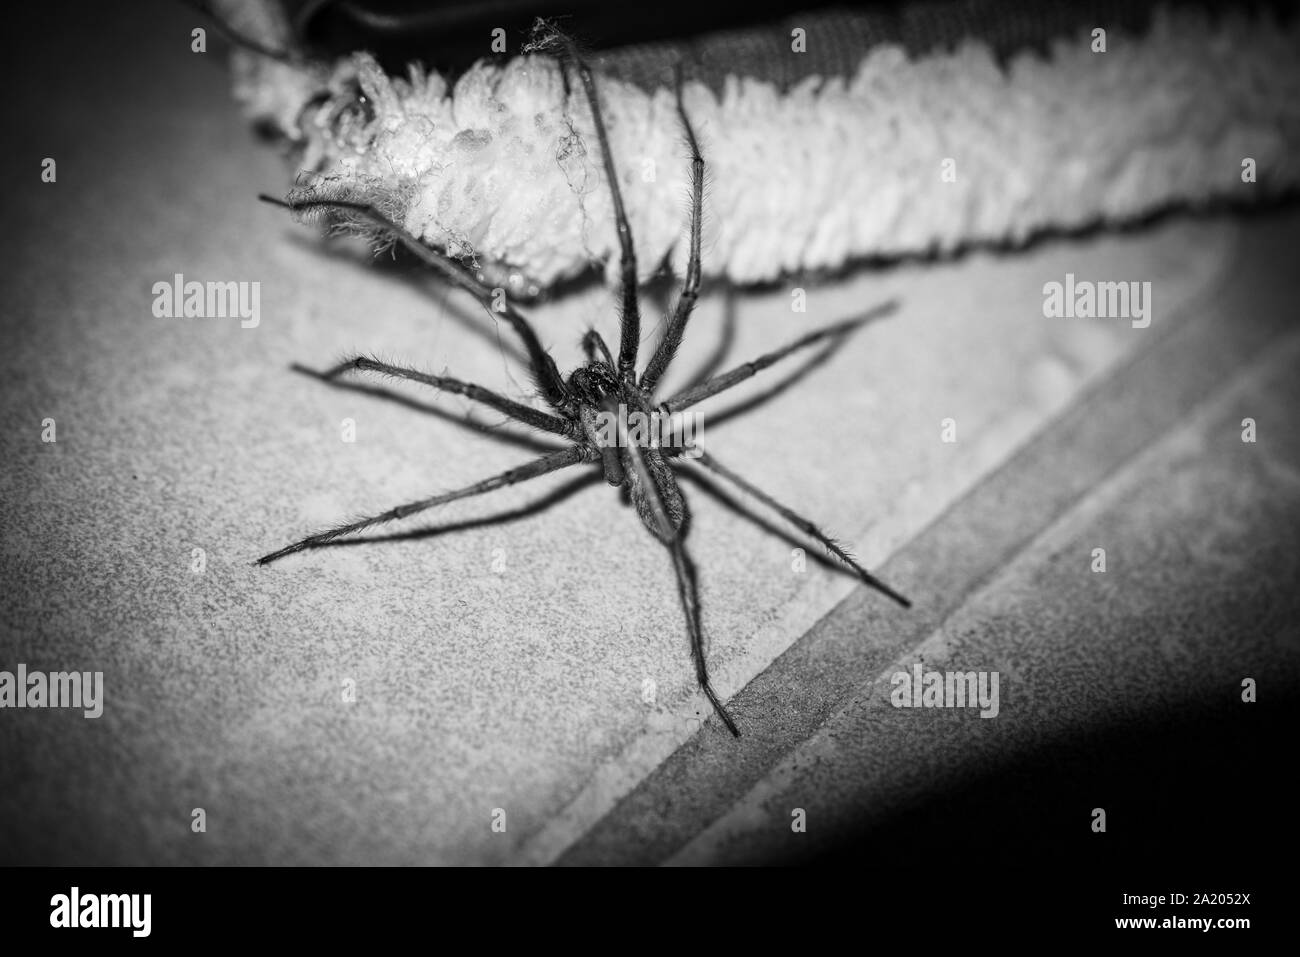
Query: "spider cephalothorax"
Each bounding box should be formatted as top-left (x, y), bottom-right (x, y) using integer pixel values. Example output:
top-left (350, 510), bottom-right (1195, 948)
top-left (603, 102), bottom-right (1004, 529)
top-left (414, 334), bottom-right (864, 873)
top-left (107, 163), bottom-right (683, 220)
top-left (566, 359), bottom-right (619, 405)
top-left (258, 34), bottom-right (908, 736)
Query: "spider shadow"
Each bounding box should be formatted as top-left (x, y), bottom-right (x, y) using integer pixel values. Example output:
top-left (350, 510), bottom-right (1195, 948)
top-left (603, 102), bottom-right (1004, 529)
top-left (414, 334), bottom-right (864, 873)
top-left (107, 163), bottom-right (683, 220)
top-left (631, 277), bottom-right (739, 394)
top-left (680, 297), bottom-right (888, 427)
top-left (278, 231), bottom-right (532, 366)
top-left (707, 338), bottom-right (840, 429)
top-left (679, 282), bottom-right (738, 391)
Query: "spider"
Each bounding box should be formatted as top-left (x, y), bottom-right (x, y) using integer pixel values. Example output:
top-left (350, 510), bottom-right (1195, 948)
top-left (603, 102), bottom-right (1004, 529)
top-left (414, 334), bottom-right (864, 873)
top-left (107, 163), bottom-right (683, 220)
top-left (256, 37), bottom-right (910, 736)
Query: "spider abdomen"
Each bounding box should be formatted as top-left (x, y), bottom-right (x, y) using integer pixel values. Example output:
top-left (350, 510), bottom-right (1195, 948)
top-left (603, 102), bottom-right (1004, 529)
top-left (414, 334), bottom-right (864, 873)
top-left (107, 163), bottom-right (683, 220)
top-left (577, 397), bottom-right (685, 540)
top-left (625, 445), bottom-right (687, 545)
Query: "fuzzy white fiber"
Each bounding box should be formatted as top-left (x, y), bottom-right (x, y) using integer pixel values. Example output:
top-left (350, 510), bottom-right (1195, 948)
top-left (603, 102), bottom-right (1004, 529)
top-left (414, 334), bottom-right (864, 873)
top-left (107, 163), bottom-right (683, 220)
top-left (234, 7), bottom-right (1300, 290)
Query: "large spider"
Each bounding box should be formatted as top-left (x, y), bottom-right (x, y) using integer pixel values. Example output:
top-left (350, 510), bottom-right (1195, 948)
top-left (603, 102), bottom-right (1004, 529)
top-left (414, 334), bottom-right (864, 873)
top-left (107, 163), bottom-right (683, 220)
top-left (257, 41), bottom-right (909, 736)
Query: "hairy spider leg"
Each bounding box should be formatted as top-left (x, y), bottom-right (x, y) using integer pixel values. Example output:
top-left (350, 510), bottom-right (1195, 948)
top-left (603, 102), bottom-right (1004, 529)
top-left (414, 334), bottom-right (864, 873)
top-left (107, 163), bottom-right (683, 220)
top-left (256, 446), bottom-right (590, 565)
top-left (640, 66), bottom-right (706, 395)
top-left (558, 38), bottom-right (642, 382)
top-left (670, 537), bottom-right (740, 737)
top-left (317, 355), bottom-right (574, 438)
top-left (288, 363), bottom-right (562, 455)
top-left (658, 303), bottom-right (897, 415)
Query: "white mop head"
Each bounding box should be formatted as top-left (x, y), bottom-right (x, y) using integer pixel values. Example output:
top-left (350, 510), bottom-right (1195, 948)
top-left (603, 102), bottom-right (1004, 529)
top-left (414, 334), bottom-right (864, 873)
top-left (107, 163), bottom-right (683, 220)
top-left (233, 6), bottom-right (1300, 291)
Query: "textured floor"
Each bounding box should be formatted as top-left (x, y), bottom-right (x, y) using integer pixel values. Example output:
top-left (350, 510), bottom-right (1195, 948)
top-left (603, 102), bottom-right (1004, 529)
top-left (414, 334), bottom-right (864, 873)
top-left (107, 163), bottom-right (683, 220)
top-left (559, 208), bottom-right (1300, 866)
top-left (0, 2), bottom-right (1292, 866)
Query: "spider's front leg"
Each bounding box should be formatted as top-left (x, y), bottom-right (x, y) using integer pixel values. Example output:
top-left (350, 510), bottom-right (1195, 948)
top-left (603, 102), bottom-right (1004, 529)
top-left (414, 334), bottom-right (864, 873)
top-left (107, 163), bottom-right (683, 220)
top-left (318, 354), bottom-right (576, 438)
top-left (557, 39), bottom-right (642, 382)
top-left (640, 66), bottom-right (707, 395)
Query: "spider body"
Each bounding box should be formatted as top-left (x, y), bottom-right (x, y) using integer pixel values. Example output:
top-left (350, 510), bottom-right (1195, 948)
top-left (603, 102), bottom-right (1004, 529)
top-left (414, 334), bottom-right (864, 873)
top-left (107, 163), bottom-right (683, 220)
top-left (566, 366), bottom-right (681, 536)
top-left (258, 32), bottom-right (907, 737)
